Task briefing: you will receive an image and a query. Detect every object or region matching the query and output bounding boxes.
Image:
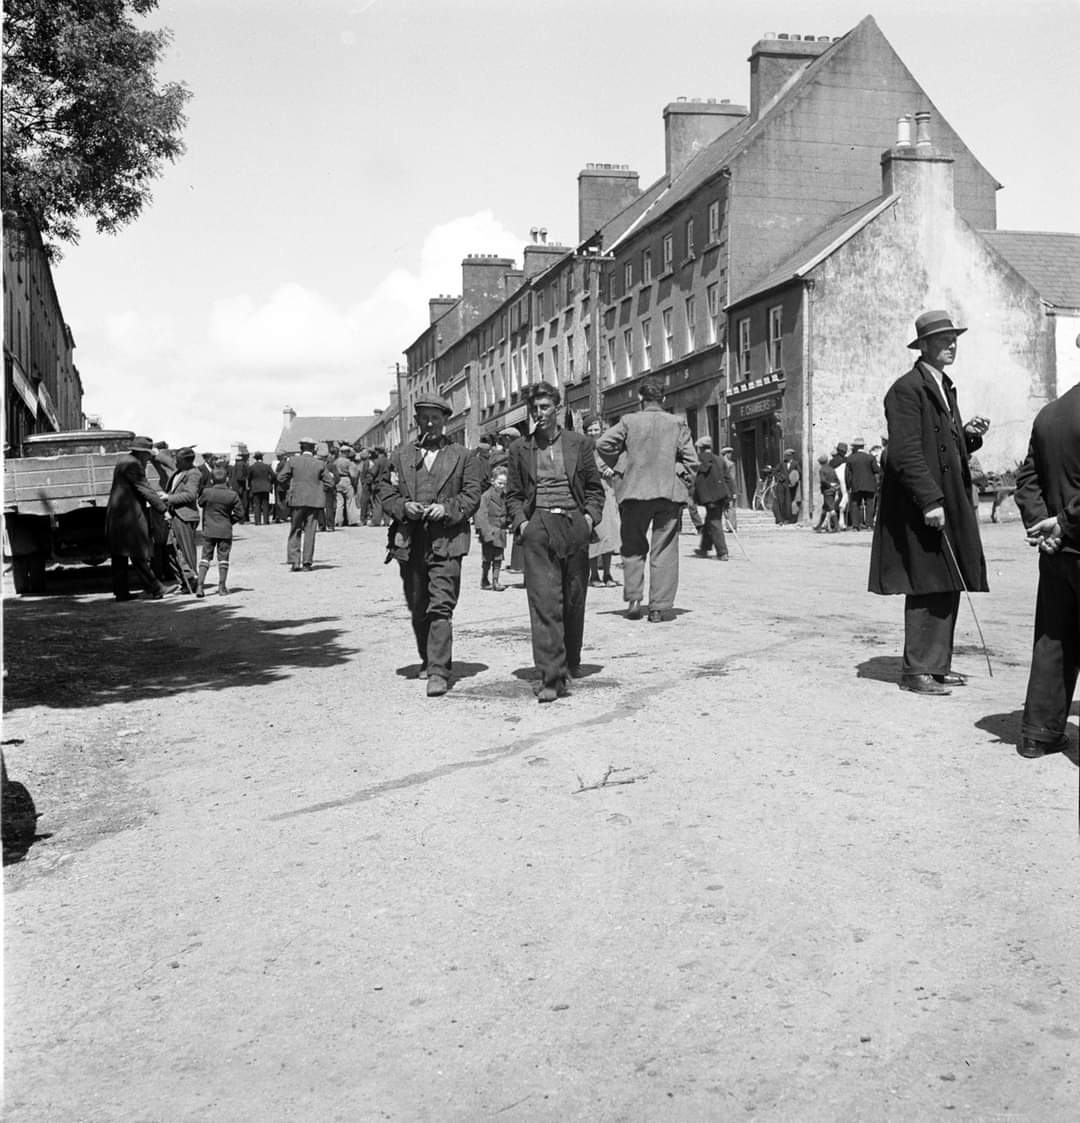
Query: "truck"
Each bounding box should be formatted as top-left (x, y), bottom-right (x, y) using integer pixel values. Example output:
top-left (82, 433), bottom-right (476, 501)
top-left (3, 429), bottom-right (136, 594)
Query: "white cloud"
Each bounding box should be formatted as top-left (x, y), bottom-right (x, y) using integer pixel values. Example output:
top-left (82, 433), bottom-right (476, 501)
top-left (79, 211), bottom-right (524, 451)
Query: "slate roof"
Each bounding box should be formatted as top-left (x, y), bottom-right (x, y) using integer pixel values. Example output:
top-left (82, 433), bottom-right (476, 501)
top-left (274, 415), bottom-right (375, 456)
top-left (728, 195), bottom-right (899, 307)
top-left (980, 231), bottom-right (1080, 310)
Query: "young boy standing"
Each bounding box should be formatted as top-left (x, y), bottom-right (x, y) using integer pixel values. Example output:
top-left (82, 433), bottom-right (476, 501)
top-left (197, 465), bottom-right (244, 596)
top-left (475, 464), bottom-right (509, 591)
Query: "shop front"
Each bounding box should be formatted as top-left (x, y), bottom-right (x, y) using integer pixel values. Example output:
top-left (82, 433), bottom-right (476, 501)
top-left (727, 385), bottom-right (784, 506)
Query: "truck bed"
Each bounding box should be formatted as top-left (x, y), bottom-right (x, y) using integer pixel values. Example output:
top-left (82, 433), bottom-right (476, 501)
top-left (3, 453), bottom-right (124, 517)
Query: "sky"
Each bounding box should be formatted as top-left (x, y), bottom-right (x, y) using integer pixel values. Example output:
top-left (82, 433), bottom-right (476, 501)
top-left (52, 0), bottom-right (1080, 454)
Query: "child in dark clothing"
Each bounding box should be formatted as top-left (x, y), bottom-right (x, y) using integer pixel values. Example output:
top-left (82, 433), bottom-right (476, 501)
top-left (475, 465), bottom-right (509, 591)
top-left (197, 465), bottom-right (244, 596)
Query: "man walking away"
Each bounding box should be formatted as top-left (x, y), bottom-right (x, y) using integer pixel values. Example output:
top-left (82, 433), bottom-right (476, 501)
top-left (846, 438), bottom-right (880, 530)
top-left (278, 438), bottom-right (333, 571)
top-left (247, 452), bottom-right (275, 526)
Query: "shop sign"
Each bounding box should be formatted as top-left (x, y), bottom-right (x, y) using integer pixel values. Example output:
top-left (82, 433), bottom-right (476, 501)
top-left (730, 391), bottom-right (782, 423)
top-left (10, 359), bottom-right (37, 414)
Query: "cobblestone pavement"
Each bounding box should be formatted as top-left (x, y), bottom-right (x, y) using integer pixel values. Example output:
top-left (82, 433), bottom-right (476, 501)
top-left (4, 511), bottom-right (1077, 1121)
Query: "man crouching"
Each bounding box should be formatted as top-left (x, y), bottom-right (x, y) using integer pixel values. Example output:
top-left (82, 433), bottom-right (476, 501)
top-left (378, 394), bottom-right (483, 697)
top-left (506, 382), bottom-right (605, 703)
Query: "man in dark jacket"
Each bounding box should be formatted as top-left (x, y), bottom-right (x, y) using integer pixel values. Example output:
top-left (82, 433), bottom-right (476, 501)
top-left (246, 451), bottom-right (275, 526)
top-left (278, 439), bottom-right (334, 571)
top-left (229, 450), bottom-right (250, 522)
top-left (1013, 382), bottom-right (1080, 757)
top-left (163, 446), bottom-right (203, 593)
top-left (106, 435), bottom-right (168, 601)
top-left (506, 382), bottom-right (605, 701)
top-left (869, 310), bottom-right (990, 695)
top-left (692, 436), bottom-right (732, 560)
top-left (814, 455), bottom-right (841, 532)
top-left (846, 438), bottom-right (880, 530)
top-left (378, 394), bottom-right (483, 697)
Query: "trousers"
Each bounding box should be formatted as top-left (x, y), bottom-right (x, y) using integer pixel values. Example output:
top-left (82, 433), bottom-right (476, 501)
top-left (902, 591), bottom-right (961, 676)
top-left (287, 507), bottom-right (321, 565)
top-left (110, 555), bottom-right (162, 599)
top-left (250, 493), bottom-right (270, 525)
top-left (400, 536), bottom-right (461, 679)
top-left (1022, 552), bottom-right (1080, 743)
top-left (620, 498), bottom-right (682, 610)
top-left (521, 509), bottom-right (590, 687)
top-left (170, 519), bottom-right (200, 591)
top-left (700, 502), bottom-right (729, 558)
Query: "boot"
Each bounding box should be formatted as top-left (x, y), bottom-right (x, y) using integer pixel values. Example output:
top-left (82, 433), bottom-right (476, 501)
top-left (589, 559), bottom-right (602, 587)
top-left (195, 563), bottom-right (208, 598)
top-left (491, 562), bottom-right (506, 592)
top-left (480, 560), bottom-right (491, 590)
top-left (218, 563), bottom-right (230, 596)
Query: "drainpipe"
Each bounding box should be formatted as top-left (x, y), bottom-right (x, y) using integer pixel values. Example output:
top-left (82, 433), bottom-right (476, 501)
top-left (801, 279), bottom-right (815, 523)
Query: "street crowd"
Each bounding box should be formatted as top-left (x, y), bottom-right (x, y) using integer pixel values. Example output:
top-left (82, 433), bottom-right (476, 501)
top-left (102, 310), bottom-right (1079, 759)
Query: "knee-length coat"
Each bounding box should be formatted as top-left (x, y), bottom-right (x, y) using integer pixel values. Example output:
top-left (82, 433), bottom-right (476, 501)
top-left (869, 362), bottom-right (988, 595)
top-left (105, 454), bottom-right (168, 561)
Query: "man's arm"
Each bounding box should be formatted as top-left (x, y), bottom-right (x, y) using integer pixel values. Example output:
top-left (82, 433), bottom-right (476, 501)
top-left (126, 460), bottom-right (167, 511)
top-left (675, 422), bottom-right (699, 473)
top-left (595, 418), bottom-right (628, 466)
top-left (578, 437), bottom-right (606, 526)
top-left (505, 445), bottom-right (529, 531)
top-left (1014, 432), bottom-right (1048, 528)
top-left (375, 450), bottom-right (408, 523)
top-left (436, 449), bottom-right (483, 525)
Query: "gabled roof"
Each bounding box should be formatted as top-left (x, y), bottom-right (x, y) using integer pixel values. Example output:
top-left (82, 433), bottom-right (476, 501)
top-left (274, 415), bottom-right (375, 455)
top-left (728, 194), bottom-right (899, 307)
top-left (979, 231), bottom-right (1080, 310)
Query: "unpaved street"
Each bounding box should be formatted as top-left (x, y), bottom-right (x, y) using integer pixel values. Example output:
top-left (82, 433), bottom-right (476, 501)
top-left (3, 513), bottom-right (1077, 1121)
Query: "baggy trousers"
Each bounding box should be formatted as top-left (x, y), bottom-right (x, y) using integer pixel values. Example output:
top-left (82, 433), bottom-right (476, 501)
top-left (250, 493), bottom-right (270, 525)
top-left (169, 519), bottom-right (200, 591)
top-left (110, 555), bottom-right (163, 599)
top-left (701, 501), bottom-right (729, 558)
top-left (400, 534), bottom-right (461, 680)
top-left (620, 498), bottom-right (682, 611)
top-left (1022, 552), bottom-right (1080, 744)
top-left (902, 590), bottom-right (961, 676)
top-left (287, 506), bottom-right (321, 566)
top-left (521, 509), bottom-right (590, 688)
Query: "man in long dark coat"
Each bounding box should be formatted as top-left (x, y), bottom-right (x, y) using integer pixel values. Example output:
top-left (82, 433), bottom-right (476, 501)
top-left (692, 436), bottom-right (732, 560)
top-left (1013, 382), bottom-right (1080, 757)
top-left (869, 310), bottom-right (990, 695)
top-left (846, 438), bottom-right (880, 530)
top-left (106, 435), bottom-right (168, 601)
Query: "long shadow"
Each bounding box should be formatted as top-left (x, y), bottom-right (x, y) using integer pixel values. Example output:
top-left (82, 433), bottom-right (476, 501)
top-left (856, 655), bottom-right (903, 684)
top-left (394, 661), bottom-right (488, 682)
top-left (974, 710), bottom-right (1079, 767)
top-left (3, 597), bottom-right (360, 712)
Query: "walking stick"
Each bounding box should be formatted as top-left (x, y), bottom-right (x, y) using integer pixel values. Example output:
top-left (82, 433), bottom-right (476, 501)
top-left (727, 524), bottom-right (752, 563)
top-left (941, 529), bottom-right (993, 678)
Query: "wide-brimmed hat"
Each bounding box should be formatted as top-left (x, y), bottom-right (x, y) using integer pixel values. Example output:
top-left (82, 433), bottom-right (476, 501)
top-left (907, 309), bottom-right (966, 349)
top-left (414, 393), bottom-right (452, 415)
top-left (851, 438), bottom-right (866, 448)
top-left (298, 438), bottom-right (317, 450)
top-left (130, 436), bottom-right (154, 453)
top-left (720, 445), bottom-right (734, 454)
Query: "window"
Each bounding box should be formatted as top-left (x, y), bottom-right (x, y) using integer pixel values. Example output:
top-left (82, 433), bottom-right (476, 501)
top-left (522, 344), bottom-right (530, 385)
top-left (707, 283), bottom-right (720, 344)
top-left (623, 328), bottom-right (633, 378)
top-left (708, 200), bottom-right (720, 243)
top-left (510, 350), bottom-right (520, 392)
top-left (584, 323), bottom-right (593, 375)
top-left (606, 336), bottom-right (617, 383)
top-left (608, 270), bottom-right (617, 301)
top-left (536, 289), bottom-right (545, 321)
top-left (551, 344), bottom-right (559, 384)
top-left (642, 249), bottom-right (653, 285)
top-left (566, 336), bottom-right (575, 381)
top-left (662, 233), bottom-right (673, 272)
top-left (662, 308), bottom-right (673, 362)
top-left (685, 297), bottom-right (697, 351)
top-left (642, 318), bottom-right (653, 369)
top-left (623, 261), bottom-right (633, 291)
top-left (737, 317), bottom-right (751, 379)
top-left (566, 267), bottom-right (575, 300)
top-left (537, 351), bottom-right (546, 379)
top-left (768, 306), bottom-right (783, 372)
top-left (685, 218), bottom-right (695, 259)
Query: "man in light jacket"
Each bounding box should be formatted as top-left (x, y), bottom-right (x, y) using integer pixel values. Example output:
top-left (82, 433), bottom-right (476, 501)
top-left (596, 377), bottom-right (698, 622)
top-left (278, 439), bottom-right (334, 571)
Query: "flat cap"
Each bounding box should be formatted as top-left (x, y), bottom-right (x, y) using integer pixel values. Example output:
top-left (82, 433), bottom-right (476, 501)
top-left (414, 393), bottom-right (452, 415)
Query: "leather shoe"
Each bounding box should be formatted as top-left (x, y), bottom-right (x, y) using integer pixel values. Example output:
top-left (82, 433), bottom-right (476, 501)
top-left (626, 600), bottom-right (642, 620)
top-left (426, 675), bottom-right (448, 697)
top-left (1018, 735), bottom-right (1068, 759)
top-left (899, 673), bottom-right (951, 695)
top-left (648, 609), bottom-right (670, 623)
top-left (934, 672), bottom-right (968, 686)
top-left (567, 665), bottom-right (585, 679)
top-left (290, 564), bottom-right (302, 572)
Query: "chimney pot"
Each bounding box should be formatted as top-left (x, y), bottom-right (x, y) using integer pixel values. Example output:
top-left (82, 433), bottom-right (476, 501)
top-left (915, 110), bottom-right (932, 147)
top-left (896, 114), bottom-right (913, 147)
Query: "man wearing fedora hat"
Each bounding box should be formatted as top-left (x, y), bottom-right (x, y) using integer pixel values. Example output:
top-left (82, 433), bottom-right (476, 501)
top-left (278, 438), bottom-right (334, 570)
top-left (105, 436), bottom-right (169, 601)
top-left (845, 438), bottom-right (880, 531)
top-left (870, 310), bottom-right (990, 695)
top-left (163, 447), bottom-right (203, 593)
top-left (378, 393), bottom-right (483, 697)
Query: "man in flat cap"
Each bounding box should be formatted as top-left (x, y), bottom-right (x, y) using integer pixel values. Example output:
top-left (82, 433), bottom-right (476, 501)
top-left (378, 393), bottom-right (483, 697)
top-left (106, 436), bottom-right (168, 600)
top-left (278, 438), bottom-right (334, 570)
top-left (163, 446), bottom-right (202, 593)
top-left (869, 310), bottom-right (990, 695)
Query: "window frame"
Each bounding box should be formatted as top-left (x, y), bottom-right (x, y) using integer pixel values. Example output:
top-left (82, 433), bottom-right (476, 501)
top-left (642, 318), bottom-right (652, 370)
top-left (768, 306), bottom-right (783, 372)
top-left (642, 249), bottom-right (653, 285)
top-left (662, 233), bottom-right (673, 272)
top-left (707, 200), bottom-right (720, 243)
top-left (623, 327), bottom-right (634, 379)
top-left (685, 296), bottom-right (696, 351)
top-left (661, 308), bottom-right (674, 363)
top-left (737, 317), bottom-right (751, 379)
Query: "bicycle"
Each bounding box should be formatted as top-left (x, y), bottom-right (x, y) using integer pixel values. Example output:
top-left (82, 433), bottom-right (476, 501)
top-left (752, 469), bottom-right (777, 512)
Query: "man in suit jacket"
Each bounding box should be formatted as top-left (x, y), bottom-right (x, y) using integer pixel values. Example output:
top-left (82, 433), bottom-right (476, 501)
top-left (505, 382), bottom-right (605, 703)
top-left (846, 438), bottom-right (881, 530)
top-left (596, 377), bottom-right (698, 622)
top-left (229, 451), bottom-right (250, 523)
top-left (106, 435), bottom-right (169, 601)
top-left (378, 394), bottom-right (483, 697)
top-left (692, 436), bottom-right (732, 560)
top-left (246, 451), bottom-right (275, 526)
top-left (277, 439), bottom-right (334, 570)
top-left (869, 310), bottom-right (990, 695)
top-left (1013, 382), bottom-right (1080, 758)
top-left (163, 446), bottom-right (203, 593)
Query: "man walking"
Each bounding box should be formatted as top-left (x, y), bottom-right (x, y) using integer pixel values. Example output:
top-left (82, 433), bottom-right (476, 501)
top-left (692, 435), bottom-right (731, 560)
top-left (719, 445), bottom-right (739, 531)
top-left (869, 310), bottom-right (990, 695)
top-left (1013, 382), bottom-right (1080, 758)
top-left (247, 451), bottom-right (275, 526)
top-left (597, 377), bottom-right (698, 622)
top-left (378, 394), bottom-right (483, 697)
top-left (505, 382), bottom-right (604, 702)
top-left (106, 435), bottom-right (168, 601)
top-left (278, 438), bottom-right (333, 571)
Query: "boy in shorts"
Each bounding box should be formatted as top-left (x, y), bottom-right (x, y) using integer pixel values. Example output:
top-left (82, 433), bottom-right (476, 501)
top-left (197, 464), bottom-right (244, 596)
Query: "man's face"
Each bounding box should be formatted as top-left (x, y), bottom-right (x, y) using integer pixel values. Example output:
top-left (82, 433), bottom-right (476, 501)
top-left (585, 421), bottom-right (601, 438)
top-left (492, 473), bottom-right (507, 492)
top-left (921, 331), bottom-right (958, 369)
top-left (415, 406), bottom-right (445, 441)
top-left (530, 395), bottom-right (558, 430)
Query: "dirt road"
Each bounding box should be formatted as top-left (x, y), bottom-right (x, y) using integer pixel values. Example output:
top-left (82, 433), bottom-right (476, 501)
top-left (4, 512), bottom-right (1077, 1121)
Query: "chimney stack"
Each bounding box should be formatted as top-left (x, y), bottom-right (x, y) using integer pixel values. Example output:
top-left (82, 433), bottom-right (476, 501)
top-left (578, 164), bottom-right (641, 242)
top-left (282, 405), bottom-right (296, 428)
top-left (880, 112), bottom-right (955, 213)
top-left (461, 254), bottom-right (517, 326)
top-left (429, 294), bottom-right (458, 323)
top-left (748, 33), bottom-right (832, 119)
top-left (663, 99), bottom-right (747, 180)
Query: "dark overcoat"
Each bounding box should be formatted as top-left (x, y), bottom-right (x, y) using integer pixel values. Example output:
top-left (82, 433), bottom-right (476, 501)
top-left (869, 362), bottom-right (987, 595)
top-left (505, 430), bottom-right (606, 530)
top-left (378, 440), bottom-right (483, 559)
top-left (693, 449), bottom-right (733, 505)
top-left (106, 454), bottom-right (168, 560)
top-left (1014, 382), bottom-right (1080, 547)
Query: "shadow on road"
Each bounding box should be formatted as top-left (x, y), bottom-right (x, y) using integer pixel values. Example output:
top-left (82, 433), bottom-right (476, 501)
top-left (974, 710), bottom-right (1079, 767)
top-left (855, 655), bottom-right (902, 683)
top-left (394, 661), bottom-right (489, 681)
top-left (3, 596), bottom-right (359, 712)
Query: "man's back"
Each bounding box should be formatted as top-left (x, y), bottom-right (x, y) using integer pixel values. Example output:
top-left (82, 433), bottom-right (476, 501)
top-left (1015, 383), bottom-right (1080, 532)
top-left (597, 405), bottom-right (697, 502)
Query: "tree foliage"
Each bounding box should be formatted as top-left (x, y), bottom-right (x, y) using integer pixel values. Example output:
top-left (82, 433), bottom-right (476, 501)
top-left (2, 0), bottom-right (191, 255)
